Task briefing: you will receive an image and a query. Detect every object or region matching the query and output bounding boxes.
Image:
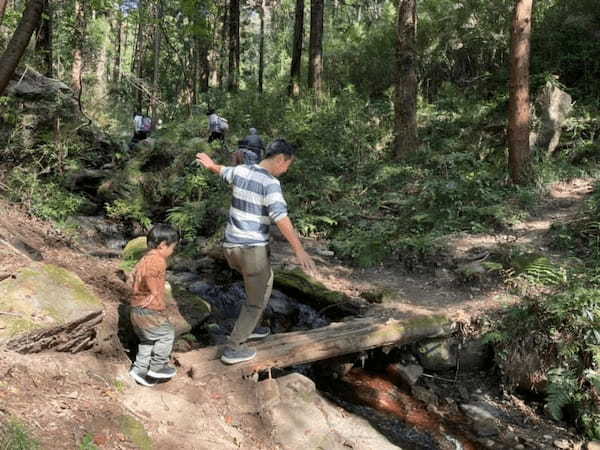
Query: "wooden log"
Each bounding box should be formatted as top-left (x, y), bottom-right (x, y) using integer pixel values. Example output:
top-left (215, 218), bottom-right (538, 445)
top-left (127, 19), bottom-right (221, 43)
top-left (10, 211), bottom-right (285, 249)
top-left (4, 310), bottom-right (104, 353)
top-left (175, 314), bottom-right (454, 380)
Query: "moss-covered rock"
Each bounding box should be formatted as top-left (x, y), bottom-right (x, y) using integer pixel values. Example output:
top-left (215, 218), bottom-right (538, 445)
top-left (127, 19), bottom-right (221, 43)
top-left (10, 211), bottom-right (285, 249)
top-left (117, 415), bottom-right (152, 450)
top-left (122, 237), bottom-right (148, 269)
top-left (273, 267), bottom-right (350, 310)
top-left (0, 263), bottom-right (103, 344)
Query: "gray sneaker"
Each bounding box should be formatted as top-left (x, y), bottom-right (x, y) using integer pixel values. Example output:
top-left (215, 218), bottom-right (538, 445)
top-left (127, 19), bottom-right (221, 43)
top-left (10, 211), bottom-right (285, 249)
top-left (147, 365), bottom-right (177, 379)
top-left (248, 326), bottom-right (271, 340)
top-left (221, 346), bottom-right (257, 365)
top-left (129, 367), bottom-right (156, 387)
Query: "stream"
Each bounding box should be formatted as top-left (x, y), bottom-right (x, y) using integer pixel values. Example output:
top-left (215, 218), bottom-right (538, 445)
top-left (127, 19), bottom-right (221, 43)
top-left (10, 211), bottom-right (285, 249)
top-left (178, 276), bottom-right (480, 449)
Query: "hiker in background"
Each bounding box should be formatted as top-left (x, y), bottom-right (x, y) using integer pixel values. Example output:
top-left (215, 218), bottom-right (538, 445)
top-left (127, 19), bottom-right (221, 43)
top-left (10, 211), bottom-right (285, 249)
top-left (195, 139), bottom-right (315, 365)
top-left (129, 224), bottom-right (179, 387)
top-left (242, 128), bottom-right (265, 160)
top-left (130, 112), bottom-right (152, 149)
top-left (207, 108), bottom-right (228, 144)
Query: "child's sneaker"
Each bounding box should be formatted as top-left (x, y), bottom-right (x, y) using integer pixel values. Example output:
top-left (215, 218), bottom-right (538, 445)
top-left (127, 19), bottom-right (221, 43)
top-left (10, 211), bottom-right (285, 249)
top-left (129, 367), bottom-right (156, 387)
top-left (248, 326), bottom-right (271, 340)
top-left (147, 365), bottom-right (177, 379)
top-left (221, 346), bottom-right (256, 365)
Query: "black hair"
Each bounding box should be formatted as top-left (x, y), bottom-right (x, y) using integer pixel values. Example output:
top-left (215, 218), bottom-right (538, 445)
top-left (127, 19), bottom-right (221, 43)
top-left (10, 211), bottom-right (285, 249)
top-left (146, 223), bottom-right (179, 249)
top-left (264, 138), bottom-right (296, 160)
top-left (206, 108), bottom-right (215, 115)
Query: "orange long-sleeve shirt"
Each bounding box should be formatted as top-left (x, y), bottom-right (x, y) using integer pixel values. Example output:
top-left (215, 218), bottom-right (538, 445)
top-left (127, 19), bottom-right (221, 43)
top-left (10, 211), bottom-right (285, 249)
top-left (131, 250), bottom-right (167, 311)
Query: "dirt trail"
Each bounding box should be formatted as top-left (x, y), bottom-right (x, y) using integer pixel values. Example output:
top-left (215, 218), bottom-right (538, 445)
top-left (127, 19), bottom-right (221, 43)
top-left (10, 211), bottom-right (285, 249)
top-left (0, 178), bottom-right (594, 449)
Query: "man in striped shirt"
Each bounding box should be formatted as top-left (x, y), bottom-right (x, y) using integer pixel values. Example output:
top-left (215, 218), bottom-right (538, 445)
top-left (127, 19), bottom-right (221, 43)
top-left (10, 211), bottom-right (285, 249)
top-left (196, 139), bottom-right (315, 364)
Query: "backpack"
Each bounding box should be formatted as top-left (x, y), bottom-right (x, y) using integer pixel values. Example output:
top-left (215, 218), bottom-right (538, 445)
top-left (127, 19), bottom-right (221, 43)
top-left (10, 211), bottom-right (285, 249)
top-left (142, 116), bottom-right (152, 132)
top-left (218, 116), bottom-right (229, 132)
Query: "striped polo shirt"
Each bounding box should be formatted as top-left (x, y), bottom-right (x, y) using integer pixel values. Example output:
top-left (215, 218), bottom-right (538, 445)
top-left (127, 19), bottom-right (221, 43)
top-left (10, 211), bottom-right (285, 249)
top-left (220, 164), bottom-right (288, 247)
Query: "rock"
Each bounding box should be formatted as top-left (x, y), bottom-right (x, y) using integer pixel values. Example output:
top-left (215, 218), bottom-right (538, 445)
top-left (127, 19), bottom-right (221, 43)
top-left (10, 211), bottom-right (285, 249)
top-left (7, 69), bottom-right (70, 98)
top-left (415, 338), bottom-right (457, 371)
top-left (386, 362), bottom-right (423, 386)
top-left (0, 263), bottom-right (104, 352)
top-left (460, 403), bottom-right (499, 437)
top-left (587, 442), bottom-right (600, 450)
top-left (122, 237), bottom-right (148, 266)
top-left (459, 337), bottom-right (492, 370)
top-left (258, 373), bottom-right (398, 450)
top-left (554, 439), bottom-right (570, 449)
top-left (532, 81), bottom-right (573, 155)
top-left (411, 385), bottom-right (438, 405)
top-left (167, 271), bottom-right (201, 285)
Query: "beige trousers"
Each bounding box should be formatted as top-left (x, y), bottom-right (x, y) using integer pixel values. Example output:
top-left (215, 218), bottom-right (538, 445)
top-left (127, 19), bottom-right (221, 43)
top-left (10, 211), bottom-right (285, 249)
top-left (224, 245), bottom-right (273, 348)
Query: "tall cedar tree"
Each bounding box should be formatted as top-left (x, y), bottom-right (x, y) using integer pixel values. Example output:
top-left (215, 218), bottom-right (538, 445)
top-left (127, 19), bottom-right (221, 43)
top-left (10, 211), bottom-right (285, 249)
top-left (112, 10), bottom-right (123, 83)
top-left (0, 0), bottom-right (7, 26)
top-left (289, 0), bottom-right (304, 96)
top-left (0, 0), bottom-right (45, 96)
top-left (258, 0), bottom-right (265, 93)
top-left (151, 0), bottom-right (163, 121)
top-left (508, 0), bottom-right (534, 185)
top-left (393, 0), bottom-right (418, 159)
top-left (35, 0), bottom-right (52, 77)
top-left (308, 0), bottom-right (323, 94)
top-left (71, 0), bottom-right (85, 93)
top-left (134, 0), bottom-right (145, 111)
top-left (228, 0), bottom-right (240, 91)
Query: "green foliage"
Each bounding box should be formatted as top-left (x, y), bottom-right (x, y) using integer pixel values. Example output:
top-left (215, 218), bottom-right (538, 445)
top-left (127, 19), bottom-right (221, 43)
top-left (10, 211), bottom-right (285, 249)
top-left (6, 168), bottom-right (90, 222)
top-left (106, 198), bottom-right (152, 230)
top-left (0, 418), bottom-right (40, 450)
top-left (78, 434), bottom-right (99, 450)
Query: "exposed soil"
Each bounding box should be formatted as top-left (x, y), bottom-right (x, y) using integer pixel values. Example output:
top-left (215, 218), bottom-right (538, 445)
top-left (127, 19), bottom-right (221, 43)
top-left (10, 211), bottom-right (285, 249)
top-left (0, 178), bottom-right (594, 449)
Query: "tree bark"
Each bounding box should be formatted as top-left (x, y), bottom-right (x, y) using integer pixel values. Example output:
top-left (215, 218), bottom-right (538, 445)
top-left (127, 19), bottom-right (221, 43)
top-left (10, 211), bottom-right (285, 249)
top-left (288, 0), bottom-right (304, 97)
top-left (0, 0), bottom-right (45, 96)
top-left (0, 0), bottom-right (8, 26)
top-left (151, 0), bottom-right (163, 121)
top-left (508, 0), bottom-right (534, 185)
top-left (71, 0), bottom-right (85, 93)
top-left (258, 0), bottom-right (265, 93)
top-left (112, 10), bottom-right (122, 83)
top-left (35, 0), bottom-right (52, 77)
top-left (308, 0), bottom-right (323, 94)
top-left (227, 0), bottom-right (240, 91)
top-left (393, 0), bottom-right (418, 159)
top-left (176, 315), bottom-right (453, 379)
top-left (134, 0), bottom-right (146, 112)
top-left (218, 0), bottom-right (228, 89)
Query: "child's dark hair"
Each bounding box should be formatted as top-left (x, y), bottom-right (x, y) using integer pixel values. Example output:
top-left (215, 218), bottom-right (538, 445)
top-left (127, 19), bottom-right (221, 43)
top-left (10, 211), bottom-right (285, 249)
top-left (264, 138), bottom-right (296, 160)
top-left (147, 224), bottom-right (179, 249)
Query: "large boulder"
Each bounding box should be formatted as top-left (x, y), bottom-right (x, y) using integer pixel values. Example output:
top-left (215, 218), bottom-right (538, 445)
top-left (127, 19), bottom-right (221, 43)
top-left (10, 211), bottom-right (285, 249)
top-left (532, 81), bottom-right (573, 155)
top-left (0, 263), bottom-right (104, 353)
top-left (257, 372), bottom-right (400, 450)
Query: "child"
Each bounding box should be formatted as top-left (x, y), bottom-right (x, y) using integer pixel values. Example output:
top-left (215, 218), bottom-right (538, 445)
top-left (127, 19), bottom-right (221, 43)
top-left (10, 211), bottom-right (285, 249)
top-left (129, 224), bottom-right (179, 386)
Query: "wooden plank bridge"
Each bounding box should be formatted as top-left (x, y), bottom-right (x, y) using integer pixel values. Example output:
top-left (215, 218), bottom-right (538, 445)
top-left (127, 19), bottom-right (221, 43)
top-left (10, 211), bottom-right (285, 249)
top-left (175, 314), bottom-right (454, 380)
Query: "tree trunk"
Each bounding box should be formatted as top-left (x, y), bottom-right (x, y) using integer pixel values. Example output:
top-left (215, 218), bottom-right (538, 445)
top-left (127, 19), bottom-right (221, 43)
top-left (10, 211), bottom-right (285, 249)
top-left (6, 311), bottom-right (103, 354)
top-left (0, 0), bottom-right (8, 26)
top-left (176, 315), bottom-right (453, 379)
top-left (35, 0), bottom-right (52, 77)
top-left (218, 1), bottom-right (228, 89)
top-left (508, 0), bottom-right (534, 185)
top-left (134, 0), bottom-right (146, 112)
top-left (0, 0), bottom-right (45, 96)
top-left (308, 0), bottom-right (323, 94)
top-left (393, 0), bottom-right (418, 159)
top-left (112, 10), bottom-right (122, 83)
top-left (258, 0), bottom-right (265, 93)
top-left (288, 0), bottom-right (304, 97)
top-left (151, 0), bottom-right (163, 122)
top-left (227, 0), bottom-right (240, 91)
top-left (71, 0), bottom-right (85, 93)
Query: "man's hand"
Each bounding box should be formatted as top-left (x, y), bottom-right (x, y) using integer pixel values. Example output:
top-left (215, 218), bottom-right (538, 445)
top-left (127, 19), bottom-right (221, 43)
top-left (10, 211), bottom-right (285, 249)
top-left (295, 248), bottom-right (316, 274)
top-left (196, 152), bottom-right (222, 174)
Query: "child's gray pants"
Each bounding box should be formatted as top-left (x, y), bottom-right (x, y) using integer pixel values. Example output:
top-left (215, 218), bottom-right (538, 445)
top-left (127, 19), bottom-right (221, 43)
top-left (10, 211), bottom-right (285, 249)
top-left (130, 307), bottom-right (175, 372)
top-left (224, 245), bottom-right (273, 348)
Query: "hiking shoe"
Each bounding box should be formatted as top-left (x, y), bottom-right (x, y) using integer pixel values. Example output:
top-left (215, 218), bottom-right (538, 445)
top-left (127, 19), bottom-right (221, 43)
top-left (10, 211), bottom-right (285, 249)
top-left (221, 346), bottom-right (256, 365)
top-left (129, 367), bottom-right (156, 387)
top-left (147, 365), bottom-right (177, 379)
top-left (248, 326), bottom-right (271, 340)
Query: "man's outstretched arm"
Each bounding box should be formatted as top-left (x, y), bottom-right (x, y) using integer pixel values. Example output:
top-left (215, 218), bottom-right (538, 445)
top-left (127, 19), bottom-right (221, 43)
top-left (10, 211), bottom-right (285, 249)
top-left (196, 152), bottom-right (224, 174)
top-left (275, 216), bottom-right (316, 273)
